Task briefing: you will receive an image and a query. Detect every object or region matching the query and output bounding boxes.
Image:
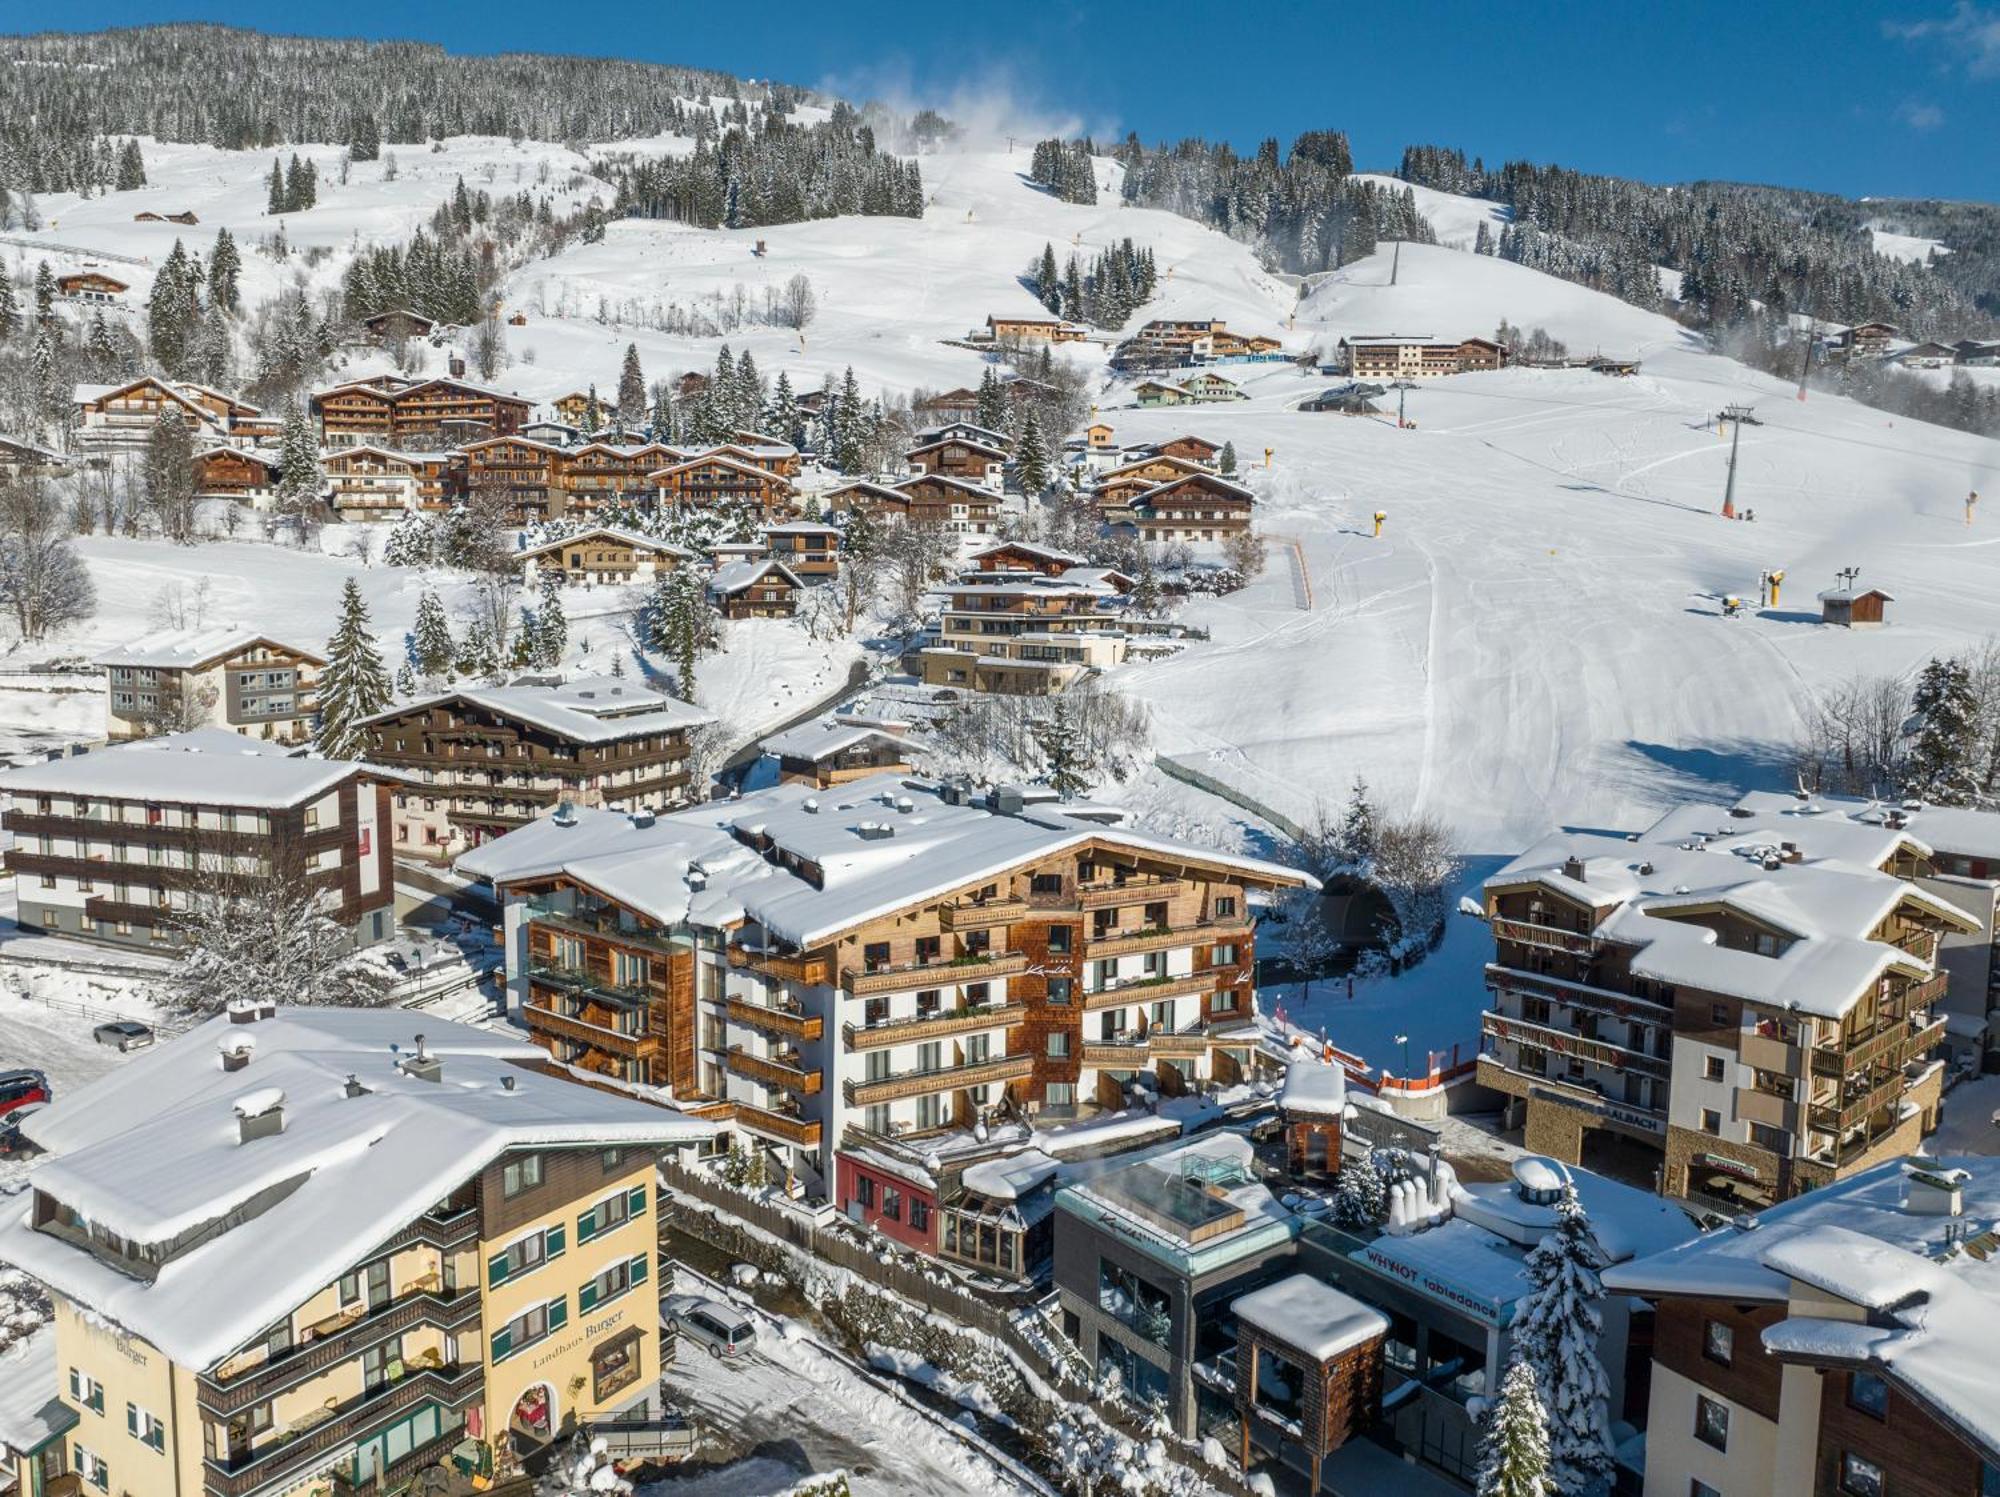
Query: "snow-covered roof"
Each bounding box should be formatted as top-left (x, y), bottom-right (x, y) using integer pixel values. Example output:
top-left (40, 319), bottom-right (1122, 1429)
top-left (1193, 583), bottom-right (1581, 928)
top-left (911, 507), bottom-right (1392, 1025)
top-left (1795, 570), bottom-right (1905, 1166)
top-left (1485, 801), bottom-right (1979, 1018)
top-left (908, 436), bottom-right (1008, 460)
top-left (969, 540), bottom-right (1087, 567)
top-left (0, 1007), bottom-right (708, 1371)
top-left (94, 623), bottom-right (325, 671)
top-left (960, 1149), bottom-right (1060, 1202)
top-left (1730, 789), bottom-right (2000, 865)
top-left (0, 1326), bottom-right (63, 1459)
top-left (1817, 588), bottom-right (1895, 603)
top-left (708, 559), bottom-right (803, 596)
top-left (1231, 1273), bottom-right (1388, 1361)
top-left (763, 520), bottom-right (841, 537)
top-left (893, 473), bottom-right (1001, 502)
top-left (761, 720), bottom-right (918, 764)
top-left (1278, 1056), bottom-right (1348, 1119)
top-left (1057, 1133), bottom-right (1299, 1274)
top-left (1451, 1161), bottom-right (1699, 1265)
top-left (458, 772), bottom-right (1313, 952)
top-left (515, 526), bottom-right (696, 560)
top-left (0, 732), bottom-right (371, 809)
top-left (358, 677), bottom-right (712, 744)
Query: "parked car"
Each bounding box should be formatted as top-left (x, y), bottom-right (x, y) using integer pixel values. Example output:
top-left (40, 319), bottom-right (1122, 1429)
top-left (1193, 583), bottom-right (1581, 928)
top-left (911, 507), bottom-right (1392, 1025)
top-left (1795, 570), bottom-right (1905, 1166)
top-left (0, 1102), bottom-right (45, 1156)
top-left (92, 1020), bottom-right (155, 1052)
top-left (661, 1296), bottom-right (756, 1359)
top-left (0, 1068), bottom-right (50, 1121)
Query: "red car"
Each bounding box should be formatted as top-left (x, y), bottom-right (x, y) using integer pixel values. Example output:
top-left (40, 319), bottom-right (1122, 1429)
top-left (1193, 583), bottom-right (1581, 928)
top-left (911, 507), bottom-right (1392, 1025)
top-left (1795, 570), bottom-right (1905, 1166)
top-left (0, 1068), bottom-right (51, 1121)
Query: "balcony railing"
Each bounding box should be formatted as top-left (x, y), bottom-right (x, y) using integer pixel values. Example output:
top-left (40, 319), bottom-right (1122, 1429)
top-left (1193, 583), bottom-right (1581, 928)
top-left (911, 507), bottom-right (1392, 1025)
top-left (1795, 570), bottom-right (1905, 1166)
top-left (724, 1045), bottom-right (822, 1095)
top-left (938, 897), bottom-right (1029, 931)
top-left (724, 997), bottom-right (823, 1042)
top-left (526, 964), bottom-right (651, 1009)
top-left (1081, 1038), bottom-right (1150, 1065)
top-left (201, 1364), bottom-right (483, 1497)
top-left (1484, 965), bottom-right (1674, 1020)
top-left (523, 1002), bottom-right (663, 1059)
top-left (1081, 969), bottom-right (1228, 1011)
top-left (1076, 877), bottom-right (1185, 911)
top-left (732, 1101), bottom-right (823, 1148)
top-left (727, 946), bottom-right (834, 986)
top-left (377, 1203), bottom-right (479, 1256)
top-left (1083, 916), bottom-right (1253, 962)
top-left (1813, 1012), bottom-right (1936, 1078)
top-left (842, 949), bottom-right (1029, 997)
top-left (197, 1289), bottom-right (483, 1415)
top-left (1480, 1011), bottom-right (1669, 1079)
top-left (1809, 1072), bottom-right (1907, 1133)
top-left (843, 1002), bottom-right (1027, 1051)
top-left (1490, 916), bottom-right (1600, 957)
top-left (843, 1052), bottom-right (1035, 1107)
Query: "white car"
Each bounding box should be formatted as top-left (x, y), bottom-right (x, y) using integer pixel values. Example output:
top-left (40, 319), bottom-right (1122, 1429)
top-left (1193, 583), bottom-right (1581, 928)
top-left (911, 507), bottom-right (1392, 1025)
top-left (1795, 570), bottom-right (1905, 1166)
top-left (662, 1295), bottom-right (756, 1359)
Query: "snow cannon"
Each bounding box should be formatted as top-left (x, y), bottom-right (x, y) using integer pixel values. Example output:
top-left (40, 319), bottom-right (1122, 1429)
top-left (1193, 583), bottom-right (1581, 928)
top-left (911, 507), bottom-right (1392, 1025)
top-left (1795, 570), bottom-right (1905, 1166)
top-left (1373, 510), bottom-right (1386, 539)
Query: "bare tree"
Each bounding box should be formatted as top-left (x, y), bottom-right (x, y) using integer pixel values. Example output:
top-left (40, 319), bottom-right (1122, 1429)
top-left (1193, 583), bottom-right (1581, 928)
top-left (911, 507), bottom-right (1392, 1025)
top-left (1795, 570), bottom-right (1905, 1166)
top-left (163, 829), bottom-right (396, 1016)
top-left (882, 517), bottom-right (955, 628)
top-left (1223, 527), bottom-right (1267, 579)
top-left (1796, 671), bottom-right (1910, 797)
top-left (0, 475), bottom-right (96, 642)
top-left (780, 272), bottom-right (817, 334)
top-left (454, 484), bottom-right (522, 662)
top-left (134, 676), bottom-right (218, 737)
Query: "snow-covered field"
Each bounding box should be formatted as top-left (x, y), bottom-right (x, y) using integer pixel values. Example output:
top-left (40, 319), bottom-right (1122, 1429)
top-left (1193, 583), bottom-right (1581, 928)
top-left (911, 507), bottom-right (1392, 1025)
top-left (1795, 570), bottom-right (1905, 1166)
top-left (1868, 226), bottom-right (1949, 265)
top-left (12, 138), bottom-right (2000, 1074)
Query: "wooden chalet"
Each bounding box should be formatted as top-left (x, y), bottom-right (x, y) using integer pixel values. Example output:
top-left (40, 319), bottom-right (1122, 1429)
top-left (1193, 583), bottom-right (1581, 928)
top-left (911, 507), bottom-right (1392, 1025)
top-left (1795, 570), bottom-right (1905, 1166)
top-left (521, 418), bottom-right (581, 446)
top-left (1127, 471), bottom-right (1256, 542)
top-left (906, 434), bottom-right (1007, 490)
top-left (73, 376), bottom-right (235, 449)
top-left (563, 441), bottom-right (680, 511)
top-left (1084, 422), bottom-right (1116, 450)
top-left (819, 480), bottom-right (909, 520)
top-left (984, 314), bottom-right (1088, 343)
top-left (707, 440), bottom-right (804, 479)
top-left (762, 521), bottom-right (841, 580)
top-left (313, 375), bottom-right (532, 448)
top-left (1148, 435), bottom-right (1222, 466)
top-left (652, 452), bottom-right (797, 518)
top-left (461, 436), bottom-right (568, 523)
top-left (1181, 371), bottom-right (1247, 402)
top-left (551, 391), bottom-right (600, 426)
top-left (358, 307), bottom-right (437, 342)
top-left (56, 271), bottom-right (128, 302)
top-left (914, 387), bottom-right (982, 423)
top-left (891, 474), bottom-right (1002, 534)
top-left (1094, 455), bottom-right (1211, 512)
top-left (914, 420), bottom-right (1010, 451)
top-left (1133, 380), bottom-right (1193, 407)
top-left (132, 210), bottom-right (199, 224)
top-left (707, 558), bottom-right (804, 619)
top-left (0, 435), bottom-right (64, 475)
top-left (518, 526), bottom-right (695, 586)
top-left (323, 445), bottom-right (455, 520)
top-left (967, 540), bottom-right (1088, 577)
top-left (192, 446), bottom-right (281, 505)
top-left (763, 720), bottom-right (918, 788)
top-left (1838, 321), bottom-right (1900, 359)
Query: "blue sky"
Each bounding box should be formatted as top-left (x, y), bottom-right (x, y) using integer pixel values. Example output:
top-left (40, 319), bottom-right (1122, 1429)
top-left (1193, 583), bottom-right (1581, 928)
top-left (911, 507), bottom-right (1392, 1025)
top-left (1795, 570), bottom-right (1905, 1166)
top-left (59, 1), bottom-right (2000, 201)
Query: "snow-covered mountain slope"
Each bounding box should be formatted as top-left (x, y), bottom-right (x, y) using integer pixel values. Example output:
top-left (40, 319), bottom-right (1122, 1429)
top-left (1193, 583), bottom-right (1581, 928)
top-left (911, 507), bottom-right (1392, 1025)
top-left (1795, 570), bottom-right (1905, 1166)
top-left (16, 146), bottom-right (2000, 858)
top-left (1351, 172), bottom-right (1509, 250)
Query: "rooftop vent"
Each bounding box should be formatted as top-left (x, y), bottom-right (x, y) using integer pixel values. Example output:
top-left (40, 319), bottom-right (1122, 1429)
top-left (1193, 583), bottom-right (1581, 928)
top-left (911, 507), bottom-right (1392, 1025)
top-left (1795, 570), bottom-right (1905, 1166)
top-left (686, 868), bottom-right (707, 890)
top-left (226, 999), bottom-right (277, 1025)
top-left (1781, 840), bottom-right (1800, 860)
top-left (803, 798), bottom-right (819, 814)
top-left (1887, 810), bottom-right (1909, 830)
top-left (576, 689), bottom-right (596, 700)
top-left (1730, 806), bottom-right (1754, 818)
top-left (399, 1034), bottom-right (442, 1084)
top-left (1637, 861), bottom-right (1655, 876)
top-left (1561, 856), bottom-right (1586, 882)
top-left (233, 1087), bottom-right (286, 1144)
top-left (895, 796), bottom-right (915, 814)
top-left (551, 801), bottom-right (578, 827)
top-left (628, 809), bottom-right (655, 830)
top-left (856, 820), bottom-right (896, 841)
top-left (218, 1034), bottom-right (256, 1072)
top-left (940, 781), bottom-right (972, 807)
top-left (343, 1072), bottom-right (369, 1099)
top-left (1762, 856), bottom-right (1782, 872)
top-left (989, 785), bottom-right (1026, 816)
top-left (501, 1074), bottom-right (517, 1092)
top-left (1904, 1162), bottom-right (1968, 1218)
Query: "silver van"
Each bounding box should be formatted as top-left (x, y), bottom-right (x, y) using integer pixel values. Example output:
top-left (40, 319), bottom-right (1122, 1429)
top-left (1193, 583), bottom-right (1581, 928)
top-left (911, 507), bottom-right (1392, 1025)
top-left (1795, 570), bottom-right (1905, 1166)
top-left (662, 1295), bottom-right (757, 1358)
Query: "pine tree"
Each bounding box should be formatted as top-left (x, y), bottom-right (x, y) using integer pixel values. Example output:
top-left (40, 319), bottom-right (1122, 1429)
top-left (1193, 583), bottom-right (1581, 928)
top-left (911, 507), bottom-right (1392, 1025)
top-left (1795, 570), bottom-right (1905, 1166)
top-left (616, 343), bottom-right (646, 426)
top-left (409, 590), bottom-right (456, 679)
top-left (1219, 441), bottom-right (1238, 476)
top-left (455, 618), bottom-right (499, 681)
top-left (1036, 242), bottom-right (1061, 313)
top-left (1034, 696), bottom-right (1092, 798)
top-left (349, 112), bottom-right (381, 163)
top-left (1512, 1185), bottom-right (1613, 1495)
top-left (1477, 1359), bottom-right (1553, 1497)
top-left (768, 370), bottom-right (801, 447)
top-left (975, 366), bottom-right (1006, 432)
top-left (532, 571), bottom-right (568, 668)
top-left (143, 408), bottom-right (197, 543)
top-left (273, 400), bottom-right (322, 522)
top-left (266, 156), bottom-right (286, 214)
top-left (315, 580), bottom-right (392, 761)
top-left (1014, 408), bottom-right (1051, 495)
top-left (1334, 776), bottom-right (1378, 871)
top-left (646, 567), bottom-right (714, 701)
top-left (0, 273), bottom-right (18, 342)
top-left (32, 262), bottom-right (56, 327)
top-left (147, 239), bottom-right (197, 377)
top-left (113, 138), bottom-right (146, 191)
top-left (1907, 656), bottom-right (1978, 805)
top-left (1330, 1153), bottom-right (1387, 1228)
top-left (209, 228), bottom-right (241, 313)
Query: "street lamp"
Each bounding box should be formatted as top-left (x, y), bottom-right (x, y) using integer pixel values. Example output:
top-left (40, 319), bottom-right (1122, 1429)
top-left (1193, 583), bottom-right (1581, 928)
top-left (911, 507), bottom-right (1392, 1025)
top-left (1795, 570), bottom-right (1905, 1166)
top-left (1395, 1032), bottom-right (1410, 1077)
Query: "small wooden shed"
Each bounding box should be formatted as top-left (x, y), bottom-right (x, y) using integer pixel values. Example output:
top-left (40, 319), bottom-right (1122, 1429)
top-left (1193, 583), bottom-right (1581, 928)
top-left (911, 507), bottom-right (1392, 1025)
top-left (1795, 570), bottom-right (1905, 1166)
top-left (1819, 586), bottom-right (1893, 629)
top-left (1233, 1274), bottom-right (1389, 1494)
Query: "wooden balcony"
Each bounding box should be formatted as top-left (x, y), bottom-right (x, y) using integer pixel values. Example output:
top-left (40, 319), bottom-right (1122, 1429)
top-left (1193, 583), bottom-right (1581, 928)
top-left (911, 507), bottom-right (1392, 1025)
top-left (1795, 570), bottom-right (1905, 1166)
top-left (725, 1045), bottom-right (822, 1095)
top-left (733, 1102), bottom-right (823, 1148)
top-left (377, 1204), bottom-right (479, 1255)
top-left (1490, 917), bottom-right (1600, 957)
top-left (1081, 970), bottom-right (1223, 1011)
top-left (197, 1290), bottom-right (482, 1416)
top-left (526, 964), bottom-right (650, 1010)
top-left (1906, 1017), bottom-right (1948, 1058)
top-left (1813, 1015), bottom-right (1926, 1078)
top-left (844, 1002), bottom-right (1027, 1051)
top-left (1082, 1039), bottom-right (1150, 1066)
top-left (727, 946), bottom-right (834, 986)
top-left (1150, 1030), bottom-right (1210, 1058)
top-left (1810, 1072), bottom-right (1907, 1133)
top-left (1480, 1011), bottom-right (1670, 1079)
top-left (523, 1002), bottom-right (663, 1059)
top-left (1736, 1085), bottom-right (1799, 1133)
top-left (1484, 965), bottom-right (1674, 1021)
top-left (842, 949), bottom-right (1029, 997)
top-left (843, 1052), bottom-right (1034, 1107)
top-left (201, 1364), bottom-right (483, 1497)
top-left (1084, 917), bottom-right (1252, 961)
top-left (725, 997), bottom-right (824, 1042)
top-left (529, 905), bottom-right (686, 961)
top-left (1076, 878), bottom-right (1185, 911)
top-left (939, 897), bottom-right (1028, 931)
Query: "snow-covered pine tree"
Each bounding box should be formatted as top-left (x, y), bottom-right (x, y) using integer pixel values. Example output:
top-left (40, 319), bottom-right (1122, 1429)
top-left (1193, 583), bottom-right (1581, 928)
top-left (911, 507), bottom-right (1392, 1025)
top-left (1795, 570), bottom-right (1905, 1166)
top-left (0, 273), bottom-right (18, 341)
top-left (209, 227), bottom-right (241, 313)
top-left (767, 369), bottom-right (801, 448)
top-left (32, 261), bottom-right (55, 326)
top-left (1034, 696), bottom-right (1092, 799)
top-left (147, 239), bottom-right (197, 377)
top-left (975, 365), bottom-right (1007, 432)
top-left (455, 618), bottom-right (499, 681)
top-left (1906, 655), bottom-right (1978, 806)
top-left (1014, 408), bottom-right (1052, 495)
top-left (315, 580), bottom-right (393, 761)
top-left (616, 342), bottom-right (646, 425)
top-left (1334, 775), bottom-right (1378, 872)
top-left (266, 156), bottom-right (286, 214)
top-left (409, 590), bottom-right (456, 679)
top-left (1219, 440), bottom-right (1238, 476)
top-left (533, 571), bottom-right (568, 668)
top-left (1330, 1153), bottom-right (1387, 1228)
top-left (1477, 1358), bottom-right (1553, 1497)
top-left (646, 566), bottom-right (713, 702)
top-left (142, 408), bottom-right (197, 544)
top-left (272, 399), bottom-right (322, 533)
top-left (113, 137), bottom-right (146, 191)
top-left (1512, 1184), bottom-right (1613, 1495)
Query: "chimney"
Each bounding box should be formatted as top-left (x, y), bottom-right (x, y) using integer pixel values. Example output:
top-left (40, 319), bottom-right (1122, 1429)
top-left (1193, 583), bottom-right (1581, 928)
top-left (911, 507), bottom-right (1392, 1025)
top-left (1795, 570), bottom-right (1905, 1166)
top-left (400, 1034), bottom-right (442, 1083)
top-left (990, 785), bottom-right (1026, 816)
top-left (218, 1034), bottom-right (256, 1073)
top-left (628, 809), bottom-right (655, 829)
top-left (552, 801), bottom-right (578, 827)
top-left (233, 1088), bottom-right (286, 1144)
top-left (1562, 856), bottom-right (1586, 882)
top-left (1781, 840), bottom-right (1800, 861)
top-left (344, 1072), bottom-right (370, 1098)
top-left (227, 998), bottom-right (277, 1025)
top-left (1904, 1163), bottom-right (1968, 1217)
top-left (501, 1074), bottom-right (517, 1092)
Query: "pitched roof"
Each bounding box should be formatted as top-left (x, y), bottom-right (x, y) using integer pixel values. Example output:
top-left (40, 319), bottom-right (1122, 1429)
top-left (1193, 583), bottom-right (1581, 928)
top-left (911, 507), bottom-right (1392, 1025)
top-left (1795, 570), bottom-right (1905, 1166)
top-left (707, 558), bottom-right (804, 596)
top-left (0, 732), bottom-right (372, 809)
top-left (515, 526), bottom-right (696, 560)
top-left (359, 677), bottom-right (711, 743)
top-left (94, 624), bottom-right (324, 672)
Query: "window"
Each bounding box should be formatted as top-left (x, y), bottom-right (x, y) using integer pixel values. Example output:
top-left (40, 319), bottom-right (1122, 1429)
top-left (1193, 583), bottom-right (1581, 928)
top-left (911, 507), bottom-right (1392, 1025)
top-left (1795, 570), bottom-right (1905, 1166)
top-left (488, 1223), bottom-right (565, 1286)
top-left (1710, 1003), bottom-right (1730, 1026)
top-left (578, 1255), bottom-right (647, 1312)
top-left (72, 1445), bottom-right (108, 1491)
top-left (856, 1175), bottom-right (876, 1209)
top-left (1848, 1370), bottom-right (1889, 1419)
top-left (1047, 1032), bottom-right (1071, 1058)
top-left (1839, 1453), bottom-right (1884, 1497)
top-left (1048, 926), bottom-right (1072, 955)
top-left (910, 1198), bottom-right (931, 1232)
top-left (1694, 1394), bottom-right (1729, 1451)
top-left (1045, 1083), bottom-right (1074, 1107)
top-left (578, 1185), bottom-right (645, 1242)
top-left (1703, 1055), bottom-right (1725, 1081)
top-left (68, 1368), bottom-right (104, 1414)
top-left (882, 1187), bottom-right (902, 1221)
top-left (1691, 1482), bottom-right (1721, 1497)
top-left (490, 1296), bottom-right (569, 1362)
top-left (1702, 1319), bottom-right (1733, 1366)
top-left (126, 1403), bottom-right (166, 1452)
top-left (1031, 873), bottom-right (1063, 895)
top-left (1098, 1259), bottom-right (1172, 1347)
top-left (1699, 1108), bottom-right (1722, 1135)
top-left (601, 1147), bottom-right (624, 1172)
top-left (1212, 989), bottom-right (1239, 1014)
top-left (502, 1153), bottom-right (543, 1198)
top-left (1047, 977), bottom-right (1073, 1006)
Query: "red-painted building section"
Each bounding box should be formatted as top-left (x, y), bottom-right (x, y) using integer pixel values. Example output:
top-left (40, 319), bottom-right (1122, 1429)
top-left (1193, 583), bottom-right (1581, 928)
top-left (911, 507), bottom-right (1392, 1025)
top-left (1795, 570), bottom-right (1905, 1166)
top-left (834, 1151), bottom-right (940, 1253)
